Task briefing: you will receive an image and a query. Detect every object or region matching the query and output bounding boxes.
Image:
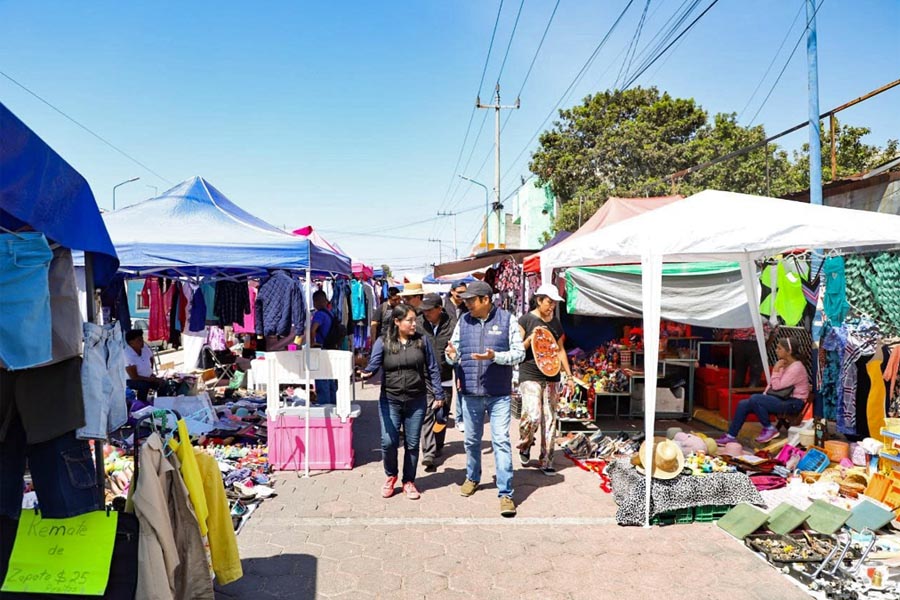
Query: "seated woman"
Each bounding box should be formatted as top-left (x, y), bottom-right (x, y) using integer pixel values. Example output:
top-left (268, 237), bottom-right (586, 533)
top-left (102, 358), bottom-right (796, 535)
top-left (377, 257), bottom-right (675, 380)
top-left (124, 329), bottom-right (164, 403)
top-left (717, 337), bottom-right (808, 445)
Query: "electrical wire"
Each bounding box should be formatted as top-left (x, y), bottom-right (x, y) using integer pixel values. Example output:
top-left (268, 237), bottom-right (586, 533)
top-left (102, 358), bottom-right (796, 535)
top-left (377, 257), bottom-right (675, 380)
top-left (622, 0), bottom-right (720, 89)
top-left (615, 0), bottom-right (653, 89)
top-left (737, 0), bottom-right (806, 122)
top-left (478, 0), bottom-right (506, 99)
top-left (0, 70), bottom-right (174, 185)
top-left (496, 0), bottom-right (526, 87)
top-left (748, 0), bottom-right (826, 126)
top-left (498, 0), bottom-right (638, 187)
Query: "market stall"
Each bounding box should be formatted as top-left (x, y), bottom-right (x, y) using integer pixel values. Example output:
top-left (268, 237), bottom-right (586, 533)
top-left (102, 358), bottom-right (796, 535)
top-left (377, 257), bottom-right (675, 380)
top-left (541, 189), bottom-right (900, 527)
top-left (75, 176), bottom-right (357, 478)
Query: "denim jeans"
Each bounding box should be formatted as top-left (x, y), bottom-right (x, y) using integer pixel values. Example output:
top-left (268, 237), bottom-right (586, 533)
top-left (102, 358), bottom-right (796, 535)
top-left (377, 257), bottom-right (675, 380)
top-left (379, 395), bottom-right (426, 483)
top-left (0, 232), bottom-right (52, 370)
top-left (315, 379), bottom-right (338, 404)
top-left (77, 322), bottom-right (128, 440)
top-left (728, 393), bottom-right (804, 436)
top-left (462, 394), bottom-right (514, 498)
top-left (0, 412), bottom-right (101, 519)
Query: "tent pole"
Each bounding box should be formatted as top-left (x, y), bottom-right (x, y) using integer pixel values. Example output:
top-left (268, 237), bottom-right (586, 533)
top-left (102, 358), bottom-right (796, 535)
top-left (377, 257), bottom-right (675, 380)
top-left (640, 252), bottom-right (662, 528)
top-left (740, 256), bottom-right (771, 385)
top-left (304, 268), bottom-right (312, 478)
top-left (84, 253), bottom-right (106, 506)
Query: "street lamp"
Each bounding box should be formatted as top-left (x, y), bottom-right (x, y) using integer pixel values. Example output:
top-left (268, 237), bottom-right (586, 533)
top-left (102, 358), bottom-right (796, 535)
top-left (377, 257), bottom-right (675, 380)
top-left (112, 177), bottom-right (140, 210)
top-left (458, 174), bottom-right (490, 248)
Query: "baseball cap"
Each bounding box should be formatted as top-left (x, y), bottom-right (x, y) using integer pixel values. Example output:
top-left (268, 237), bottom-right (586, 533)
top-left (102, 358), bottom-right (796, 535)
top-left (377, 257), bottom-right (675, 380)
top-left (534, 283), bottom-right (563, 302)
top-left (420, 293), bottom-right (443, 310)
top-left (459, 280), bottom-right (493, 299)
top-left (451, 279), bottom-right (468, 289)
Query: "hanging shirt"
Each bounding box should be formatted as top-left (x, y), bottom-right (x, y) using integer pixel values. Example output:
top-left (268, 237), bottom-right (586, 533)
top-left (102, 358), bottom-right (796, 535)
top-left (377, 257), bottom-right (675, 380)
top-left (142, 278), bottom-right (167, 341)
top-left (214, 280), bottom-right (251, 326)
top-left (255, 271), bottom-right (307, 337)
top-left (232, 284), bottom-right (257, 333)
top-left (168, 419), bottom-right (209, 536)
top-left (200, 283), bottom-right (217, 323)
top-left (351, 279), bottom-right (366, 321)
top-left (188, 284), bottom-right (208, 332)
top-left (193, 449), bottom-right (243, 585)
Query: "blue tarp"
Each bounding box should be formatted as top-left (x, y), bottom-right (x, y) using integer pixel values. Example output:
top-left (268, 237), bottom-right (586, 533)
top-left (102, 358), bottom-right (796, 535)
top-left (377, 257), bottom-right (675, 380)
top-left (422, 273), bottom-right (476, 284)
top-left (75, 176), bottom-right (351, 277)
top-left (0, 102), bottom-right (119, 286)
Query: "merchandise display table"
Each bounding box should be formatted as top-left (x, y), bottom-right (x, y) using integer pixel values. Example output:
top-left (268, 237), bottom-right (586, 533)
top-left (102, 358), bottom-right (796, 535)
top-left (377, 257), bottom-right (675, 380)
top-left (607, 458), bottom-right (764, 526)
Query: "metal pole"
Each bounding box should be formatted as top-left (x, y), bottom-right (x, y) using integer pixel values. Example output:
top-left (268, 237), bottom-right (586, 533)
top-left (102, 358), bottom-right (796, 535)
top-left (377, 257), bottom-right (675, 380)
top-left (112, 177), bottom-right (140, 210)
top-left (437, 211), bottom-right (458, 259)
top-left (829, 113), bottom-right (837, 181)
top-left (84, 253), bottom-right (106, 506)
top-left (806, 0), bottom-right (822, 207)
top-left (765, 142), bottom-right (771, 196)
top-left (494, 86), bottom-right (502, 248)
top-left (304, 268), bottom-right (312, 478)
top-left (578, 196), bottom-right (583, 228)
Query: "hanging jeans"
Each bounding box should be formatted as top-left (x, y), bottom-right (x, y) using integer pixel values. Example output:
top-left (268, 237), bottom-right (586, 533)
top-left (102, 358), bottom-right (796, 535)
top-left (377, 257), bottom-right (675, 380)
top-left (77, 322), bottom-right (128, 440)
top-left (0, 409), bottom-right (101, 520)
top-left (0, 232), bottom-right (52, 370)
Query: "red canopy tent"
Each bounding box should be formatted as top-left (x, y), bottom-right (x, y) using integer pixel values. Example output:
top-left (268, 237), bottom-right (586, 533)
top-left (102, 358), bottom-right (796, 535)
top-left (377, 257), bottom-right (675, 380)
top-left (292, 225), bottom-right (373, 279)
top-left (523, 195), bottom-right (684, 274)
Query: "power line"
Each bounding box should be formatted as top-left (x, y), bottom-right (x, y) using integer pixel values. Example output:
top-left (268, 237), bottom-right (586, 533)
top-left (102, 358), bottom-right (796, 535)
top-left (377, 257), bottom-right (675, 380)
top-left (433, 1), bottom-right (508, 232)
top-left (748, 0), bottom-right (826, 126)
top-left (322, 204), bottom-right (483, 241)
top-left (622, 0), bottom-right (721, 89)
top-left (0, 70), bottom-right (174, 185)
top-left (615, 0), bottom-right (653, 89)
top-left (498, 0), bottom-right (638, 186)
top-left (737, 0), bottom-right (806, 122)
top-left (478, 0), bottom-right (506, 98)
top-left (441, 0), bottom-right (562, 216)
top-left (495, 0), bottom-right (526, 87)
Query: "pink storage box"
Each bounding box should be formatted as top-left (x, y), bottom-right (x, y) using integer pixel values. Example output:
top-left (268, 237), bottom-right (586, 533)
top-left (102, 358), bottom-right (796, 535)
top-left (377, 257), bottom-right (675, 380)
top-left (268, 404), bottom-right (361, 471)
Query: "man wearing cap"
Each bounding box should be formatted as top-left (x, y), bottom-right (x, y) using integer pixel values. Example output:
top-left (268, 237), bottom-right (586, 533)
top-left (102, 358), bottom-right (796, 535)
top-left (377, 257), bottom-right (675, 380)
top-left (443, 280), bottom-right (468, 321)
top-left (417, 293), bottom-right (456, 471)
top-left (445, 280), bottom-right (525, 517)
top-left (517, 284), bottom-right (573, 475)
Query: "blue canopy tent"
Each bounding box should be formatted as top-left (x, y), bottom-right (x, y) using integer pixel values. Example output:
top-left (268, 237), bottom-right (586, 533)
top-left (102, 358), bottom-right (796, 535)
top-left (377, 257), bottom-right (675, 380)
top-left (0, 102), bottom-right (118, 286)
top-left (81, 176), bottom-right (351, 278)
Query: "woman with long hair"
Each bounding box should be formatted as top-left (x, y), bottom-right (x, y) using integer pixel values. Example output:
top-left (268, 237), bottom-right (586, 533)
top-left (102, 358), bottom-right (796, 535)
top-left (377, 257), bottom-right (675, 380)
top-left (717, 336), bottom-right (809, 445)
top-left (361, 304), bottom-right (445, 499)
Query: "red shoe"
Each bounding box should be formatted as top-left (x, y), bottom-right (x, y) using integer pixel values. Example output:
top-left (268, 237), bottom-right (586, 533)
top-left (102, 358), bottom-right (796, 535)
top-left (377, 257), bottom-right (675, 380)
top-left (403, 481), bottom-right (421, 500)
top-left (382, 476), bottom-right (398, 498)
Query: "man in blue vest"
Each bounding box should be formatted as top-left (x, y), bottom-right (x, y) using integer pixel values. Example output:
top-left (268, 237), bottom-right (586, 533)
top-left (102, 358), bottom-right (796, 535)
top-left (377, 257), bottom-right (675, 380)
top-left (445, 280), bottom-right (525, 517)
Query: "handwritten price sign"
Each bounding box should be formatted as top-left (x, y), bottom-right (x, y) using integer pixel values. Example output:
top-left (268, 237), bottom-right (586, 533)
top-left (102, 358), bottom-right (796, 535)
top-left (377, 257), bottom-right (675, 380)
top-left (1, 510), bottom-right (117, 595)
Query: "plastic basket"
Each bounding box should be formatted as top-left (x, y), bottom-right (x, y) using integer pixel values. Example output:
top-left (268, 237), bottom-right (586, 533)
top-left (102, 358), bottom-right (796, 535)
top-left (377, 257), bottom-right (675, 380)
top-left (651, 507), bottom-right (694, 525)
top-left (795, 448), bottom-right (830, 473)
top-left (694, 505), bottom-right (731, 522)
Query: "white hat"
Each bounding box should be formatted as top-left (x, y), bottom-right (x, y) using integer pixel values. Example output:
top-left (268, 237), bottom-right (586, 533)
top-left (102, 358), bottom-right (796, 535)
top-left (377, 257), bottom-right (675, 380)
top-left (534, 283), bottom-right (563, 303)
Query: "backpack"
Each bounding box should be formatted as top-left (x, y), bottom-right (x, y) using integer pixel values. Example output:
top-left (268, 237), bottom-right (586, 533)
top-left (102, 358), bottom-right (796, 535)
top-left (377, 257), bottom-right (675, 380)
top-left (323, 310), bottom-right (347, 350)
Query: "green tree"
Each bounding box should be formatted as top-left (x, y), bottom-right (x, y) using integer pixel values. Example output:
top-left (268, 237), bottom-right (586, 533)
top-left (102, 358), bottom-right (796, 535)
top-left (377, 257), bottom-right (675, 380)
top-left (530, 87), bottom-right (896, 233)
top-left (380, 264), bottom-right (393, 279)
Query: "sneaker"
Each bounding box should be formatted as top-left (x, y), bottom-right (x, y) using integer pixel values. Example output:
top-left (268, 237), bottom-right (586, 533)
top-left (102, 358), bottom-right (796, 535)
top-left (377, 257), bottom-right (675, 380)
top-left (499, 496), bottom-right (517, 517)
top-left (456, 422), bottom-right (465, 434)
top-left (382, 476), bottom-right (398, 498)
top-left (459, 479), bottom-right (478, 497)
top-left (403, 482), bottom-right (421, 500)
top-left (423, 463), bottom-right (437, 473)
top-left (539, 467), bottom-right (559, 477)
top-left (716, 434), bottom-right (737, 445)
top-left (755, 427), bottom-right (779, 444)
top-left (519, 450), bottom-right (531, 466)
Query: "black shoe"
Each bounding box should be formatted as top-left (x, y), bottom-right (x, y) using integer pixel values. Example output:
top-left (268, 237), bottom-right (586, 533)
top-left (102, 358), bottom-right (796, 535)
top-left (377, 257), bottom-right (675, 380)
top-left (424, 463), bottom-right (437, 473)
top-left (519, 451), bottom-right (530, 466)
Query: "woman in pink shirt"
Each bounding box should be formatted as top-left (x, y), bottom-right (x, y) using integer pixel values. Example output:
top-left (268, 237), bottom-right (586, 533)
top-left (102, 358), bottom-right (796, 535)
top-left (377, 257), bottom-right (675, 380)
top-left (717, 337), bottom-right (809, 445)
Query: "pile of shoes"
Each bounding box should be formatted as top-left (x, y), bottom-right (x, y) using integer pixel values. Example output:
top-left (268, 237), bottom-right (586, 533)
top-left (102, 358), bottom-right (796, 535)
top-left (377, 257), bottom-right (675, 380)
top-left (586, 431), bottom-right (645, 460)
top-left (203, 444), bottom-right (274, 533)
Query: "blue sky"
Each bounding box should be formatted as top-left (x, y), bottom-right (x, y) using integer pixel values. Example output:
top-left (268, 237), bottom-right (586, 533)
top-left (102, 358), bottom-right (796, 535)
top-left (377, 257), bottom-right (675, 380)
top-left (2, 0), bottom-right (898, 275)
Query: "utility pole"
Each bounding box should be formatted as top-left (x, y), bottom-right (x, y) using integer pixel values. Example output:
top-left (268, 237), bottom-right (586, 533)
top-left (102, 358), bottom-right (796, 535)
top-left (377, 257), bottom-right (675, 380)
top-left (806, 0), bottom-right (822, 208)
top-left (437, 210), bottom-right (458, 259)
top-left (427, 238), bottom-right (443, 265)
top-left (477, 84), bottom-right (519, 249)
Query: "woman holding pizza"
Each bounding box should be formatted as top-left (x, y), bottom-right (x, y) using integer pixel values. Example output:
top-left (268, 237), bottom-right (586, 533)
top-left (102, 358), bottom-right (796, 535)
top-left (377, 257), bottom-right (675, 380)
top-left (517, 284), bottom-right (574, 475)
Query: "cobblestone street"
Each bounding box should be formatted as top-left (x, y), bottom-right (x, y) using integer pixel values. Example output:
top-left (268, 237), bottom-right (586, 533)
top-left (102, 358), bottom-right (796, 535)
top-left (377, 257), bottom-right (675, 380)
top-left (216, 383), bottom-right (809, 600)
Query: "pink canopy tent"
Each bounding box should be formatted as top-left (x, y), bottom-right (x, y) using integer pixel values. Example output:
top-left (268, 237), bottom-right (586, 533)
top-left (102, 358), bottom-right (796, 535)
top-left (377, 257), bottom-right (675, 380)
top-left (523, 195), bottom-right (683, 274)
top-left (292, 225), bottom-right (373, 278)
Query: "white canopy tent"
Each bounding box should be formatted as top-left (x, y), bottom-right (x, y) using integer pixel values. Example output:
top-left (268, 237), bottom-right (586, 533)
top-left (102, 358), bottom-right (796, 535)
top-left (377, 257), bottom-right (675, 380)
top-left (540, 189), bottom-right (900, 526)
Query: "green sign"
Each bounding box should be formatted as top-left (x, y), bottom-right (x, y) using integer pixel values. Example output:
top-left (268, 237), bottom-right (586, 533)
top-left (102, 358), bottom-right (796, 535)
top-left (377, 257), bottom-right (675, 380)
top-left (1, 510), bottom-right (118, 595)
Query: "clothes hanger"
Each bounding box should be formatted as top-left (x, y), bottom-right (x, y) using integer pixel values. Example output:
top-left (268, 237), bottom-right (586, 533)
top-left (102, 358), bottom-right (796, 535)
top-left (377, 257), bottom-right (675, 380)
top-left (0, 224), bottom-right (25, 239)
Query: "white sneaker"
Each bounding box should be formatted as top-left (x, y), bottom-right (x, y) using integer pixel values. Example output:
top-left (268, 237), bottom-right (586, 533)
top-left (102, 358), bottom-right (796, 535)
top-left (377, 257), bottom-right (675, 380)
top-left (456, 422), bottom-right (465, 433)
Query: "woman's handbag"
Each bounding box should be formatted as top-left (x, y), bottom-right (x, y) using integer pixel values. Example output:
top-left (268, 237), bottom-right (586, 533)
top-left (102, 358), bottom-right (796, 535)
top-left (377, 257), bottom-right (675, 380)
top-left (768, 385), bottom-right (794, 399)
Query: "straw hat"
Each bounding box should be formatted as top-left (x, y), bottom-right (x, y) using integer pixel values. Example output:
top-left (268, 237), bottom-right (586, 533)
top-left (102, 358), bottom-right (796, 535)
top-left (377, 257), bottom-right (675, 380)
top-left (636, 438), bottom-right (686, 480)
top-left (399, 282), bottom-right (425, 296)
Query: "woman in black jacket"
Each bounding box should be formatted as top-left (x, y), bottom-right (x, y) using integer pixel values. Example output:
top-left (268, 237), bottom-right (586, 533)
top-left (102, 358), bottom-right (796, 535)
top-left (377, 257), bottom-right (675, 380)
top-left (361, 304), bottom-right (445, 500)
